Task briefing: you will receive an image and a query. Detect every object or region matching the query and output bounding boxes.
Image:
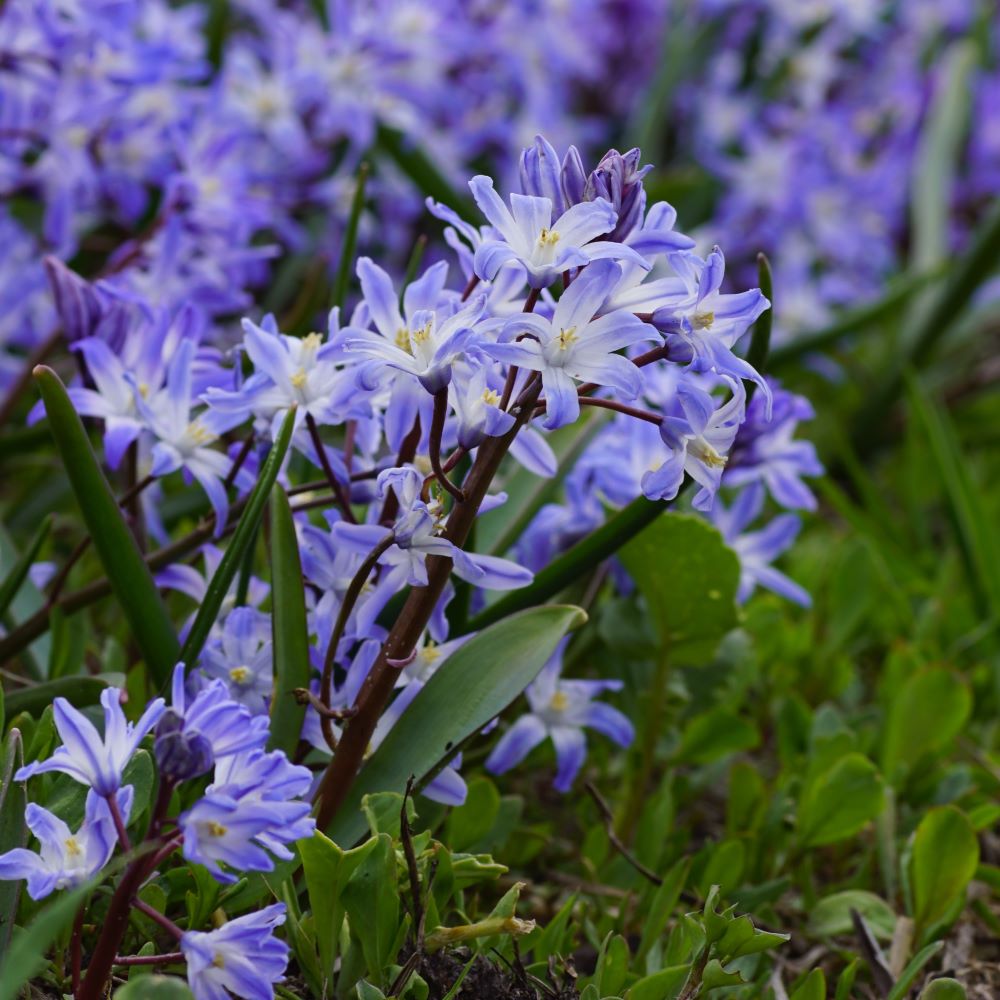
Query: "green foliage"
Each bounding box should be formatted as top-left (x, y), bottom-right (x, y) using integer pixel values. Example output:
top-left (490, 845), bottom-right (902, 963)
top-left (796, 752), bottom-right (885, 847)
top-left (0, 729), bottom-right (26, 960)
top-left (33, 365), bottom-right (179, 684)
top-left (911, 807), bottom-right (979, 942)
top-left (113, 976), bottom-right (195, 999)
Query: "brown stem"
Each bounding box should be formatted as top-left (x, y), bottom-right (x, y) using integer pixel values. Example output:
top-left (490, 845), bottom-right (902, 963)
top-left (318, 532), bottom-right (396, 752)
top-left (460, 274), bottom-right (480, 302)
top-left (379, 417), bottom-right (421, 525)
top-left (305, 413), bottom-right (357, 524)
top-left (428, 390), bottom-right (463, 502)
top-left (113, 951), bottom-right (184, 967)
top-left (313, 379), bottom-right (543, 831)
top-left (535, 396), bottom-right (663, 425)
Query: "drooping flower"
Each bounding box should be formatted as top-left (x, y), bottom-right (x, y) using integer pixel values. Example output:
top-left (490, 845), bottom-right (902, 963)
top-left (181, 903), bottom-right (289, 1000)
top-left (486, 639), bottom-right (633, 792)
top-left (16, 689), bottom-right (165, 797)
top-left (0, 788), bottom-right (133, 900)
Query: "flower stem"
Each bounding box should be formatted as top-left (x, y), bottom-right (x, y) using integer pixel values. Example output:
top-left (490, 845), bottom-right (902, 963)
top-left (428, 390), bottom-right (464, 502)
top-left (305, 412), bottom-right (357, 524)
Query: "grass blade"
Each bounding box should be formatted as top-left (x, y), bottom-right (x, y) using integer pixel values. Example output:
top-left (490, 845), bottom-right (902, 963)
top-left (0, 515), bottom-right (51, 620)
top-left (179, 408), bottom-right (296, 670)
top-left (267, 484), bottom-right (311, 755)
top-left (33, 366), bottom-right (179, 685)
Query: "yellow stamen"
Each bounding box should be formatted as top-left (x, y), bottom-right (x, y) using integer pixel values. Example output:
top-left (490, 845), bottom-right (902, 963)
top-left (212, 953), bottom-right (226, 969)
top-left (538, 228), bottom-right (561, 247)
top-left (187, 422), bottom-right (216, 446)
top-left (549, 691), bottom-right (569, 712)
top-left (207, 821), bottom-right (228, 837)
top-left (411, 322), bottom-right (432, 344)
top-left (290, 368), bottom-right (308, 389)
top-left (481, 388), bottom-right (501, 406)
top-left (690, 440), bottom-right (727, 468)
top-left (692, 311), bottom-right (715, 330)
top-left (395, 327), bottom-right (412, 353)
top-left (64, 837), bottom-right (82, 858)
top-left (229, 666), bottom-right (250, 684)
top-left (556, 327), bottom-right (578, 351)
top-left (302, 332), bottom-right (323, 351)
top-left (421, 643), bottom-right (441, 664)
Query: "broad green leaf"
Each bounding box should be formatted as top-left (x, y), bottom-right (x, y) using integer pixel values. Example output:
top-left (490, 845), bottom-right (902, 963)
top-left (886, 942), bottom-right (945, 1000)
top-left (702, 959), bottom-right (745, 991)
top-left (445, 776), bottom-right (500, 853)
top-left (627, 964), bottom-right (689, 1000)
top-left (808, 890), bottom-right (896, 941)
top-left (466, 495), bottom-right (673, 632)
top-left (341, 833), bottom-right (401, 987)
top-left (0, 879), bottom-right (92, 1000)
top-left (355, 983), bottom-right (388, 1000)
top-left (637, 857), bottom-right (690, 966)
top-left (328, 605), bottom-right (586, 845)
top-left (882, 667), bottom-right (971, 780)
top-left (593, 933), bottom-right (630, 997)
top-left (4, 674), bottom-right (110, 719)
top-left (33, 366), bottom-right (179, 685)
top-left (0, 730), bottom-right (26, 960)
top-left (911, 807), bottom-right (979, 940)
top-left (918, 979), bottom-right (967, 1000)
top-left (267, 485), bottom-right (311, 755)
top-left (0, 514), bottom-right (50, 621)
top-left (299, 831), bottom-right (379, 982)
top-left (619, 513), bottom-right (739, 662)
top-left (677, 709), bottom-right (759, 765)
top-left (696, 839), bottom-right (746, 899)
top-left (180, 407), bottom-right (296, 669)
top-left (113, 976), bottom-right (194, 999)
top-left (790, 969), bottom-right (826, 1000)
top-left (797, 753), bottom-right (884, 847)
top-left (716, 914), bottom-right (788, 961)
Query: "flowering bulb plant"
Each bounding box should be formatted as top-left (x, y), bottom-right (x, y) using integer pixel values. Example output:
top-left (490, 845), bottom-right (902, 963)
top-left (0, 127), bottom-right (822, 998)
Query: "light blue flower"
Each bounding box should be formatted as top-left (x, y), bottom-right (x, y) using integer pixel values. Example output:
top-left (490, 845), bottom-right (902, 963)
top-left (16, 689), bottom-right (165, 796)
top-left (0, 787), bottom-right (132, 900)
top-left (486, 639), bottom-right (633, 792)
top-left (181, 902), bottom-right (289, 1000)
top-left (469, 175), bottom-right (650, 289)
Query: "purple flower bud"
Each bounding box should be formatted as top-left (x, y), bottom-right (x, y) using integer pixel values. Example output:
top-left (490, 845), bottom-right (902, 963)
top-left (583, 148), bottom-right (652, 243)
top-left (154, 709), bottom-right (215, 782)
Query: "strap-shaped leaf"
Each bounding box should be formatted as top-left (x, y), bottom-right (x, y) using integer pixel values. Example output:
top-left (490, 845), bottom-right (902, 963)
top-left (327, 604), bottom-right (587, 846)
top-left (267, 484), bottom-right (311, 755)
top-left (0, 729), bottom-right (26, 961)
top-left (0, 515), bottom-right (51, 621)
top-left (34, 366), bottom-right (179, 685)
top-left (179, 407), bottom-right (296, 669)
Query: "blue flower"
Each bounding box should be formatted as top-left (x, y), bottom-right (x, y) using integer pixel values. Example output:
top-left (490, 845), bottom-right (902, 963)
top-left (711, 483), bottom-right (811, 607)
top-left (486, 639), bottom-right (634, 792)
top-left (469, 175), bottom-right (650, 289)
top-left (199, 607), bottom-right (274, 714)
top-left (485, 260), bottom-right (654, 428)
top-left (155, 664), bottom-right (269, 782)
top-left (181, 903), bottom-right (289, 1000)
top-left (0, 787), bottom-right (132, 900)
top-left (17, 689), bottom-right (165, 796)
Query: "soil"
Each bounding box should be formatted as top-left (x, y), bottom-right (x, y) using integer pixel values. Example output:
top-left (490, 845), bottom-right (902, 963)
top-left (418, 949), bottom-right (579, 1000)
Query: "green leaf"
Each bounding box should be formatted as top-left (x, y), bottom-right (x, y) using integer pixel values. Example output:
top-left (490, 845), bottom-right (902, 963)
top-left (715, 913), bottom-right (788, 961)
top-left (0, 514), bottom-right (50, 620)
top-left (619, 513), bottom-right (739, 662)
top-left (33, 366), bottom-right (179, 685)
top-left (0, 729), bottom-right (26, 960)
top-left (834, 960), bottom-right (859, 1000)
top-left (702, 958), bottom-right (745, 991)
top-left (627, 965), bottom-right (689, 1000)
top-left (744, 253), bottom-right (772, 406)
top-left (179, 407), bottom-right (296, 669)
top-left (677, 709), bottom-right (759, 765)
top-left (0, 879), bottom-right (92, 1000)
top-left (328, 605), bottom-right (586, 845)
top-left (797, 753), bottom-right (885, 847)
top-left (331, 162), bottom-right (369, 310)
top-left (918, 978), bottom-right (967, 1000)
top-left (911, 806), bottom-right (979, 940)
top-left (445, 776), bottom-right (501, 853)
top-left (3, 674), bottom-right (110, 719)
top-left (113, 976), bottom-right (194, 999)
top-left (341, 833), bottom-right (401, 987)
top-left (886, 942), bottom-right (945, 1000)
top-left (909, 42), bottom-right (977, 279)
top-left (790, 969), bottom-right (826, 1000)
top-left (465, 496), bottom-right (671, 633)
top-left (808, 890), bottom-right (896, 941)
top-left (882, 667), bottom-right (971, 780)
top-left (0, 520), bottom-right (51, 679)
top-left (593, 933), bottom-right (630, 998)
top-left (906, 375), bottom-right (1000, 615)
top-left (299, 831), bottom-right (379, 982)
top-left (267, 485), bottom-right (311, 755)
top-left (356, 983), bottom-right (388, 1000)
top-left (637, 857), bottom-right (690, 966)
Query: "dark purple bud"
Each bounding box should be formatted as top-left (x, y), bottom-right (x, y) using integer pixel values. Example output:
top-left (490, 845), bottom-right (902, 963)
top-left (43, 255), bottom-right (131, 349)
top-left (560, 145), bottom-right (588, 207)
top-left (583, 148), bottom-right (652, 243)
top-left (154, 709), bottom-right (214, 782)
